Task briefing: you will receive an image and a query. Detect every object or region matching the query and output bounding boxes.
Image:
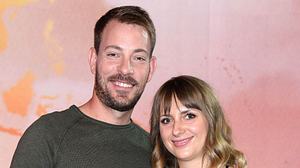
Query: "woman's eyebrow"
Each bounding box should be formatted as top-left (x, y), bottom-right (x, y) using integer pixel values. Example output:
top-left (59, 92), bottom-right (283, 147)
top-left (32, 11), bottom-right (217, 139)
top-left (178, 108), bottom-right (190, 114)
top-left (160, 114), bottom-right (170, 117)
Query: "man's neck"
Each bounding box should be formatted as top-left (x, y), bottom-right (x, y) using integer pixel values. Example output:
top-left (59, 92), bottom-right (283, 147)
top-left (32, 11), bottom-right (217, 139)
top-left (79, 96), bottom-right (133, 125)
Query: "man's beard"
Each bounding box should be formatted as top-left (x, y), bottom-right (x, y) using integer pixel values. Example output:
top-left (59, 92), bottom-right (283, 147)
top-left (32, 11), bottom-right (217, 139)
top-left (94, 70), bottom-right (148, 112)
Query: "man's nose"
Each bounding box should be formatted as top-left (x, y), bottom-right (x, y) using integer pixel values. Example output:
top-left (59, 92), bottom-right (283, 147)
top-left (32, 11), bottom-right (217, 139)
top-left (118, 56), bottom-right (134, 75)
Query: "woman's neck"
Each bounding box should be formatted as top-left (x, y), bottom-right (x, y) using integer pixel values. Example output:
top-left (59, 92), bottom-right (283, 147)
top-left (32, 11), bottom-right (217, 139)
top-left (178, 156), bottom-right (210, 168)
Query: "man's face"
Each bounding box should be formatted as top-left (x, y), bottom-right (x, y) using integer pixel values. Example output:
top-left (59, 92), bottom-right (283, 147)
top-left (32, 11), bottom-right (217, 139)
top-left (93, 20), bottom-right (156, 112)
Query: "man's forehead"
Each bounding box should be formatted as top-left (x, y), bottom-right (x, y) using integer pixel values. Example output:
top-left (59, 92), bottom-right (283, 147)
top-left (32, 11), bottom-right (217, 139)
top-left (100, 21), bottom-right (151, 53)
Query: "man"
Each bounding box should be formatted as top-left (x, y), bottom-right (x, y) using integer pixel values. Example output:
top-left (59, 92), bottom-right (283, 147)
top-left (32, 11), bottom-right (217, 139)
top-left (11, 6), bottom-right (156, 168)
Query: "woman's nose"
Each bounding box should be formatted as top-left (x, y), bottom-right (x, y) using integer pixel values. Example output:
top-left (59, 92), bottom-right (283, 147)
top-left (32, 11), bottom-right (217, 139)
top-left (172, 120), bottom-right (185, 137)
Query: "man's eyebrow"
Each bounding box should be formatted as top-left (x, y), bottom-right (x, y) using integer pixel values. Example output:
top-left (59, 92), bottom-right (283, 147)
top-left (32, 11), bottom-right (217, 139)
top-left (133, 48), bottom-right (149, 55)
top-left (104, 45), bottom-right (149, 55)
top-left (104, 45), bottom-right (122, 51)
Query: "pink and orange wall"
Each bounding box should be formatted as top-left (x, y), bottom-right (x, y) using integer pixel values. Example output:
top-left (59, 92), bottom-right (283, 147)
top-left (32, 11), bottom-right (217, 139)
top-left (1, 0), bottom-right (300, 167)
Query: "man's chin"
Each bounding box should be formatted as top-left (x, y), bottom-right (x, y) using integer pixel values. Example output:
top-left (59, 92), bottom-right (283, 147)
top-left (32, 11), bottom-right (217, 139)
top-left (108, 97), bottom-right (136, 112)
top-left (114, 89), bottom-right (134, 98)
top-left (110, 104), bottom-right (135, 112)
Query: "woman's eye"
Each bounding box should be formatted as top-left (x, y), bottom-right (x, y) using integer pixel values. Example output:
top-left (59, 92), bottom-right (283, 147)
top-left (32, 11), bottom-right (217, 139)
top-left (160, 117), bottom-right (171, 124)
top-left (185, 113), bottom-right (196, 120)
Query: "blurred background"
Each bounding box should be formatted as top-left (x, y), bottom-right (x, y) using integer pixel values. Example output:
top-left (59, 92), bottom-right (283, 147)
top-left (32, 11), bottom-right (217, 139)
top-left (1, 0), bottom-right (299, 167)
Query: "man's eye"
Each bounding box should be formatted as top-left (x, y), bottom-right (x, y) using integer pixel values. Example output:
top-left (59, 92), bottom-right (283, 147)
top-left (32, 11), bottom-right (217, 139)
top-left (133, 56), bottom-right (147, 62)
top-left (106, 53), bottom-right (118, 57)
top-left (185, 113), bottom-right (196, 120)
top-left (160, 117), bottom-right (171, 124)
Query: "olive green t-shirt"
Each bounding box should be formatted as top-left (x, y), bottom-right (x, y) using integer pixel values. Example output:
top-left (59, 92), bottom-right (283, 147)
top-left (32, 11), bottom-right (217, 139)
top-left (11, 105), bottom-right (151, 168)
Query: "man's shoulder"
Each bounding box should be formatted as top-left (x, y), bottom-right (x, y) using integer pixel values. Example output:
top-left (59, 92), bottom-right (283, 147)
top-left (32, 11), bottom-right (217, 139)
top-left (40, 105), bottom-right (80, 123)
top-left (10, 105), bottom-right (83, 167)
top-left (131, 122), bottom-right (149, 136)
top-left (130, 122), bottom-right (151, 146)
top-left (36, 105), bottom-right (80, 126)
top-left (24, 105), bottom-right (82, 138)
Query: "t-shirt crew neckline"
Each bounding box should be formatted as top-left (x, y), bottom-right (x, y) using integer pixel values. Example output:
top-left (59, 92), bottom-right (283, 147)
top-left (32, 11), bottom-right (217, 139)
top-left (70, 105), bottom-right (135, 129)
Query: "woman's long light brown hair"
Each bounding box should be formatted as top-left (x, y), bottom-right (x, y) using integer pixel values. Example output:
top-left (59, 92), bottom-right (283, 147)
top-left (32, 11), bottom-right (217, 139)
top-left (150, 75), bottom-right (247, 168)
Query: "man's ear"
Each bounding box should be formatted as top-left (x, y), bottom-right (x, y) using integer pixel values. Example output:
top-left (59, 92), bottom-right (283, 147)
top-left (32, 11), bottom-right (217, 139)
top-left (88, 47), bottom-right (97, 75)
top-left (147, 56), bottom-right (157, 82)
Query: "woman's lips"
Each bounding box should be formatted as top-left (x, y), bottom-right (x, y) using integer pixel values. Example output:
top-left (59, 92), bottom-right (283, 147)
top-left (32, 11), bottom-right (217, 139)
top-left (172, 137), bottom-right (193, 147)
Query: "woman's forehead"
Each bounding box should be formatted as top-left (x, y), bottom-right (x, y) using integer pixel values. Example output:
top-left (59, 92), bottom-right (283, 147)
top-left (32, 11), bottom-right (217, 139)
top-left (160, 96), bottom-right (187, 115)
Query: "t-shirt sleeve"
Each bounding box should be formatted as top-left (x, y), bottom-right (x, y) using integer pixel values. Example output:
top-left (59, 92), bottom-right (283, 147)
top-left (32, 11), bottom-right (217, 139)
top-left (10, 116), bottom-right (56, 168)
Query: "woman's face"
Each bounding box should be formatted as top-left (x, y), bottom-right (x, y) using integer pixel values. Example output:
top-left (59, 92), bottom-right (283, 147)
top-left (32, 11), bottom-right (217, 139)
top-left (159, 97), bottom-right (209, 163)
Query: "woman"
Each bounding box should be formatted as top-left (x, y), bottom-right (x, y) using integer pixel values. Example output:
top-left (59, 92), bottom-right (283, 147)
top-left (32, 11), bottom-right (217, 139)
top-left (150, 75), bottom-right (247, 168)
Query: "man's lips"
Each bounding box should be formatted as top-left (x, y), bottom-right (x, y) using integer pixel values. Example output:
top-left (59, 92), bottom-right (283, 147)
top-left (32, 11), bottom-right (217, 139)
top-left (108, 74), bottom-right (138, 88)
top-left (113, 81), bottom-right (133, 88)
top-left (172, 137), bottom-right (193, 147)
